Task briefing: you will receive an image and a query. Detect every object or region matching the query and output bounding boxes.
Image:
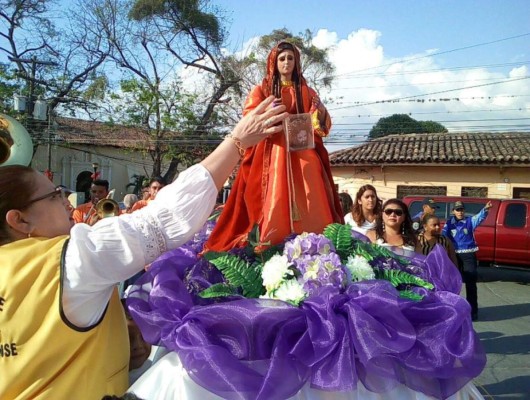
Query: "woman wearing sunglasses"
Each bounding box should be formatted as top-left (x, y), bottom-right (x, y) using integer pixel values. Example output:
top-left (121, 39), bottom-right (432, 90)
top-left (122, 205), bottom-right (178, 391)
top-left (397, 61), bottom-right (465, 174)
top-left (366, 198), bottom-right (417, 252)
top-left (0, 97), bottom-right (289, 400)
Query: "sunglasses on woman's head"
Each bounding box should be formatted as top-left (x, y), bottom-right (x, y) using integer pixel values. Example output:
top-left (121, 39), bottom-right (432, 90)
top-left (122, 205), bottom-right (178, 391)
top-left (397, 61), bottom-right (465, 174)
top-left (383, 208), bottom-right (404, 217)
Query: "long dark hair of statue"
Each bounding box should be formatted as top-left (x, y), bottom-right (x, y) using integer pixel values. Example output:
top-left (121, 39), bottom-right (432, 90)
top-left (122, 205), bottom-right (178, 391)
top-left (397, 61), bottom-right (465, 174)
top-left (271, 42), bottom-right (304, 114)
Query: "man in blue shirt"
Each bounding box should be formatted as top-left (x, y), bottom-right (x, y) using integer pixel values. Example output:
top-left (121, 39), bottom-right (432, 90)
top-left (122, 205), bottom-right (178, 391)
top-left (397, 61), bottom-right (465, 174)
top-left (442, 200), bottom-right (492, 321)
top-left (412, 198), bottom-right (439, 232)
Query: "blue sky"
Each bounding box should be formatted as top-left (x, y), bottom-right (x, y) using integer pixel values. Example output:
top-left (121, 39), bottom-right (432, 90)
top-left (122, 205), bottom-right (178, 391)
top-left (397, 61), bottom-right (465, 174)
top-left (3, 0), bottom-right (528, 151)
top-left (213, 0), bottom-right (530, 151)
top-left (219, 0), bottom-right (528, 69)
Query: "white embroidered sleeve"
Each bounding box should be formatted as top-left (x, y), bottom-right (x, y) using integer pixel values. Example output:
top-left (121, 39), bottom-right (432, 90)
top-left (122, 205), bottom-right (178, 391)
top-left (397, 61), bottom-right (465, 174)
top-left (62, 164), bottom-right (217, 327)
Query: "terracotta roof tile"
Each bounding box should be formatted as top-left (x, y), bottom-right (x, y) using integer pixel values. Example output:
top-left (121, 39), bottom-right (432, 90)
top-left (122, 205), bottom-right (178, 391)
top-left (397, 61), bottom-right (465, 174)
top-left (329, 132), bottom-right (530, 166)
top-left (54, 117), bottom-right (153, 149)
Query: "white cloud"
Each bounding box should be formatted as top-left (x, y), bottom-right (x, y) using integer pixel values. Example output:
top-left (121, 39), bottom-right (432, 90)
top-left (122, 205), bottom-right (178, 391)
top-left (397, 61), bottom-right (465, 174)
top-left (164, 28), bottom-right (530, 151)
top-left (305, 28), bottom-right (530, 150)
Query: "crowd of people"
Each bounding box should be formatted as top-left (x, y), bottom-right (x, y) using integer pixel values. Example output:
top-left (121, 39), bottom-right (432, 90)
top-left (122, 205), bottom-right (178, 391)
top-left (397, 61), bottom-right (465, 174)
top-left (339, 190), bottom-right (491, 321)
top-left (0, 40), bottom-right (488, 400)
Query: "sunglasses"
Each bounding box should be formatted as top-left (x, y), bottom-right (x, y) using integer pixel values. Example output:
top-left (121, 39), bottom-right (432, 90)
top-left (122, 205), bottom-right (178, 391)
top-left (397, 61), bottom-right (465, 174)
top-left (383, 208), bottom-right (404, 217)
top-left (21, 186), bottom-right (67, 209)
top-left (454, 208), bottom-right (465, 212)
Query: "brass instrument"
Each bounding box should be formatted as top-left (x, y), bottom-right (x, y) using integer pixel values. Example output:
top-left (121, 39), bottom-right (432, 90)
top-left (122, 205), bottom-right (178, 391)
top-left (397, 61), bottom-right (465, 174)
top-left (95, 198), bottom-right (120, 219)
top-left (0, 113), bottom-right (34, 166)
top-left (86, 189), bottom-right (120, 225)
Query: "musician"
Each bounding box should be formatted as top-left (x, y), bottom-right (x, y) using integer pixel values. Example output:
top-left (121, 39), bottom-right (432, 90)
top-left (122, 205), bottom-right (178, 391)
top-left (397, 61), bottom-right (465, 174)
top-left (72, 179), bottom-right (109, 224)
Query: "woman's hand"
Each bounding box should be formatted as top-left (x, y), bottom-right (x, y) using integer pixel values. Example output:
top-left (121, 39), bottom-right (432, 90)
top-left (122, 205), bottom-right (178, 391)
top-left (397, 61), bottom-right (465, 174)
top-left (201, 96), bottom-right (289, 190)
top-left (231, 96), bottom-right (289, 149)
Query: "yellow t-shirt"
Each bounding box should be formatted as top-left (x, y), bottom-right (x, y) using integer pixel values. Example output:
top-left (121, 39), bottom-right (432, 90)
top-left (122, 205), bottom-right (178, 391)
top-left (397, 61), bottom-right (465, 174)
top-left (0, 236), bottom-right (129, 399)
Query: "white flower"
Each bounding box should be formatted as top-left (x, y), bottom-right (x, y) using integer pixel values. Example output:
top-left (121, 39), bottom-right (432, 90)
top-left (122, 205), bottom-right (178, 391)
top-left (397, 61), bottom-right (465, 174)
top-left (346, 255), bottom-right (375, 282)
top-left (272, 279), bottom-right (307, 305)
top-left (261, 254), bottom-right (292, 292)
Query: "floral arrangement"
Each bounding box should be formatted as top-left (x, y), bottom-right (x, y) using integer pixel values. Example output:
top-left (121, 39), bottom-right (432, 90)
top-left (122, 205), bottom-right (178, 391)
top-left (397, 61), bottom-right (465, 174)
top-left (200, 223), bottom-right (434, 305)
top-left (127, 220), bottom-right (485, 400)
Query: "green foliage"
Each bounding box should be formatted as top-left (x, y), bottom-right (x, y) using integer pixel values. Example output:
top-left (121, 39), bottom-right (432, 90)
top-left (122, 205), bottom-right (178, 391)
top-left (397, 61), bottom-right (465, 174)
top-left (83, 75), bottom-right (109, 101)
top-left (421, 120), bottom-right (448, 133)
top-left (129, 0), bottom-right (223, 45)
top-left (374, 268), bottom-right (434, 291)
top-left (369, 114), bottom-right (448, 139)
top-left (198, 282), bottom-right (238, 298)
top-left (399, 290), bottom-right (424, 301)
top-left (0, 64), bottom-right (22, 114)
top-left (203, 252), bottom-right (264, 298)
top-left (323, 223), bottom-right (353, 260)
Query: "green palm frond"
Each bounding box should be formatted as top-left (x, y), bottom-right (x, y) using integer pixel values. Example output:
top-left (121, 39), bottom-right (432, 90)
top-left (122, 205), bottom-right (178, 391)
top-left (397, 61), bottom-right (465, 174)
top-left (204, 252), bottom-right (264, 298)
top-left (323, 223), bottom-right (353, 260)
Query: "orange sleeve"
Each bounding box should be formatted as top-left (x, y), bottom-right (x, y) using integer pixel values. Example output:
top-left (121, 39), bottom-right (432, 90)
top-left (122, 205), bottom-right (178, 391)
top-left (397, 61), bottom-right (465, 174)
top-left (72, 208), bottom-right (84, 224)
top-left (307, 87), bottom-right (331, 138)
top-left (243, 86), bottom-right (266, 116)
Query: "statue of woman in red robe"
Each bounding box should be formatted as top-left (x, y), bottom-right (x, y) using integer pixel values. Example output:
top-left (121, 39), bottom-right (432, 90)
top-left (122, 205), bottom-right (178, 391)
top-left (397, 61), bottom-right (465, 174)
top-left (205, 41), bottom-right (343, 251)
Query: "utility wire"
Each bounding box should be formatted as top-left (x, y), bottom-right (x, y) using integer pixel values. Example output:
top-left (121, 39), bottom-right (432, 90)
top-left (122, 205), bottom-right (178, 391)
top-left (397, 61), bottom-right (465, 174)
top-left (327, 33), bottom-right (530, 80)
top-left (329, 76), bottom-right (530, 111)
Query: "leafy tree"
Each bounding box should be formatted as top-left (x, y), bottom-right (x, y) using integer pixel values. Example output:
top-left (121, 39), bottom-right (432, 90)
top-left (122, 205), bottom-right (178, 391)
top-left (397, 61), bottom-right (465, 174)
top-left (0, 63), bottom-right (23, 114)
top-left (368, 114), bottom-right (447, 139)
top-left (0, 0), bottom-right (112, 111)
top-left (74, 0), bottom-right (233, 179)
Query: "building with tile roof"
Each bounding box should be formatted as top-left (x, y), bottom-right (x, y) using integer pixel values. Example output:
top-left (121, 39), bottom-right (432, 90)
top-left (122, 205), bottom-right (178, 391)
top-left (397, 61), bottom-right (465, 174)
top-left (31, 117), bottom-right (219, 204)
top-left (329, 132), bottom-right (530, 201)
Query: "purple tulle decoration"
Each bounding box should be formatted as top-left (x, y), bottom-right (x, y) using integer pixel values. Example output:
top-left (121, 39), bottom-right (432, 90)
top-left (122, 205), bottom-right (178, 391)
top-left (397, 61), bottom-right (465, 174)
top-left (127, 224), bottom-right (485, 400)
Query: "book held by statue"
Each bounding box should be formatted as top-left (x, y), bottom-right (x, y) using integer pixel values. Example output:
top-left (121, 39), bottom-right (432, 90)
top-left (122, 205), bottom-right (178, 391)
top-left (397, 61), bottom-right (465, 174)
top-left (283, 113), bottom-right (314, 151)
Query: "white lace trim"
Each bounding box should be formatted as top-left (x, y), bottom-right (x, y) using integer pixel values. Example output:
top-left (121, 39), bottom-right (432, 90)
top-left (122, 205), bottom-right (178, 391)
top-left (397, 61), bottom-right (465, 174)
top-left (134, 212), bottom-right (167, 262)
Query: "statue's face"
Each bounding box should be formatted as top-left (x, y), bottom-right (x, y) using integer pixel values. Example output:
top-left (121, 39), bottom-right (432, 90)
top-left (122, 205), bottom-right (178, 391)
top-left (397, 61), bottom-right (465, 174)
top-left (277, 49), bottom-right (295, 80)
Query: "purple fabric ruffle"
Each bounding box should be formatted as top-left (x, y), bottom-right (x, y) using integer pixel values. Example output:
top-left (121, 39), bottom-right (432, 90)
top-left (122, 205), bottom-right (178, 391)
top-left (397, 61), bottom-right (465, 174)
top-left (127, 242), bottom-right (485, 400)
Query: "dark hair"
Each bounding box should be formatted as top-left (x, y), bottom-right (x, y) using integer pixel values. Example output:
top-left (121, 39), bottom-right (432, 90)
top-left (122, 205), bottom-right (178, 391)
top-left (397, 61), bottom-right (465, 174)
top-left (352, 184), bottom-right (382, 226)
top-left (149, 176), bottom-right (166, 187)
top-left (422, 213), bottom-right (439, 226)
top-left (375, 198), bottom-right (416, 247)
top-left (92, 179), bottom-right (109, 191)
top-left (101, 394), bottom-right (144, 400)
top-left (273, 42), bottom-right (304, 113)
top-left (338, 192), bottom-right (353, 217)
top-left (0, 165), bottom-right (37, 245)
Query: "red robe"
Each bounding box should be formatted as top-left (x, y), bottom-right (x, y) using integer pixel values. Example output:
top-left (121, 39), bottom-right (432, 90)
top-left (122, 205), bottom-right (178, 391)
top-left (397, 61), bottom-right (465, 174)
top-left (205, 81), bottom-right (343, 251)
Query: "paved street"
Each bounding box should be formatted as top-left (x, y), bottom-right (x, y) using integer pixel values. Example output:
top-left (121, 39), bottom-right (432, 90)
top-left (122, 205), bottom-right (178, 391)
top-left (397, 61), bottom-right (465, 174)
top-left (471, 267), bottom-right (530, 400)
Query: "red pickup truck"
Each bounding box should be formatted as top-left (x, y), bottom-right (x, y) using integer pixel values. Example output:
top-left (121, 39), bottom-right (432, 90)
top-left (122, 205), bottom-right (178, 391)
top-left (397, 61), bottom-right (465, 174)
top-left (403, 196), bottom-right (530, 269)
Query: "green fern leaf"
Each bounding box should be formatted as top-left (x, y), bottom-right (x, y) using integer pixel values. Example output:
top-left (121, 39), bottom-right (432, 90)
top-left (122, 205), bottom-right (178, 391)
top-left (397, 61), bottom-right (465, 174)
top-left (399, 290), bottom-right (424, 301)
top-left (206, 253), bottom-right (264, 298)
top-left (323, 223), bottom-right (353, 260)
top-left (375, 269), bottom-right (434, 290)
top-left (199, 283), bottom-right (238, 298)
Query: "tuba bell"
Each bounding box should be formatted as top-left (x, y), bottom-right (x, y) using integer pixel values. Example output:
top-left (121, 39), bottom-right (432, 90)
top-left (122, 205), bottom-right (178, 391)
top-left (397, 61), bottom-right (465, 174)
top-left (0, 113), bottom-right (34, 166)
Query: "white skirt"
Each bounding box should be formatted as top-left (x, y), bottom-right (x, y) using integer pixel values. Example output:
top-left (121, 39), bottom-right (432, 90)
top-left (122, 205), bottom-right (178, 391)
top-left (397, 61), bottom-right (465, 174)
top-left (128, 352), bottom-right (485, 400)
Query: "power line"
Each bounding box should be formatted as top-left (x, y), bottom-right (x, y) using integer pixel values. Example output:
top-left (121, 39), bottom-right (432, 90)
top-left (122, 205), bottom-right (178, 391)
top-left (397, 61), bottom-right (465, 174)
top-left (333, 72), bottom-right (529, 90)
top-left (335, 61), bottom-right (529, 80)
top-left (327, 33), bottom-right (530, 80)
top-left (332, 107), bottom-right (530, 119)
top-left (328, 76), bottom-right (530, 111)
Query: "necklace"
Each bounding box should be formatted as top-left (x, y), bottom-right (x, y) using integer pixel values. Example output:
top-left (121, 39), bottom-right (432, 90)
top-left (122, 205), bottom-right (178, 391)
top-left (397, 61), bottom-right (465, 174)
top-left (281, 80), bottom-right (293, 87)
